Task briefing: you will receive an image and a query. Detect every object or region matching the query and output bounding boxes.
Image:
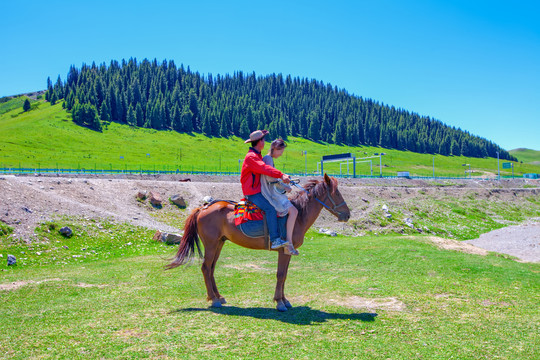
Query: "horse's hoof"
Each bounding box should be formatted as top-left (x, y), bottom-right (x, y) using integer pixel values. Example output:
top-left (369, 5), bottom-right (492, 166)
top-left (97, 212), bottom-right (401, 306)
top-left (219, 297), bottom-right (227, 304)
top-left (276, 301), bottom-right (288, 312)
top-left (283, 300), bottom-right (292, 309)
top-left (211, 299), bottom-right (223, 308)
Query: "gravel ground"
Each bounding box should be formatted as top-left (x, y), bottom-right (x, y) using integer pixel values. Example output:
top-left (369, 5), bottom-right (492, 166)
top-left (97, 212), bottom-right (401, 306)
top-left (464, 223), bottom-right (540, 262)
top-left (1, 174), bottom-right (539, 262)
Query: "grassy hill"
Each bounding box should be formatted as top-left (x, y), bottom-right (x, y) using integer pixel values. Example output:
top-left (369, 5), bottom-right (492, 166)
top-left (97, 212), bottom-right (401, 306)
top-left (1, 98), bottom-right (539, 177)
top-left (510, 148), bottom-right (540, 165)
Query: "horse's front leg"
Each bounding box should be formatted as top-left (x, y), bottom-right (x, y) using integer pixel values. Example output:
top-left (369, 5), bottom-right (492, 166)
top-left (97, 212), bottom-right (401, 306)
top-left (274, 251), bottom-right (292, 311)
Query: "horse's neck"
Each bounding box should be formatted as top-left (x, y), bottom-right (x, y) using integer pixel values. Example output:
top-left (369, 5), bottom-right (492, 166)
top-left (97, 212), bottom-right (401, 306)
top-left (297, 196), bottom-right (324, 234)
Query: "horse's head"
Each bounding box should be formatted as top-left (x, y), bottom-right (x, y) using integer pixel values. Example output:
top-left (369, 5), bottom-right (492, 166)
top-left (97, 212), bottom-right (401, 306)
top-left (320, 174), bottom-right (350, 222)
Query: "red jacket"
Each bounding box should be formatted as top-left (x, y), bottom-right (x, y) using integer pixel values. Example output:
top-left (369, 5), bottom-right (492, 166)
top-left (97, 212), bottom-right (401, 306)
top-left (241, 148), bottom-right (284, 196)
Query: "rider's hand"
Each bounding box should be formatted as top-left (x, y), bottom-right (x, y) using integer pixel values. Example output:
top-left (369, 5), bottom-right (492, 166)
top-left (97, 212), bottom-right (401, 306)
top-left (281, 174), bottom-right (291, 184)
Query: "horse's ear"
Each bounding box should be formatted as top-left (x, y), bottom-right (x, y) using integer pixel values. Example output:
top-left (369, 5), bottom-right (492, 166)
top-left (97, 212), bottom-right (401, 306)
top-left (324, 173), bottom-right (332, 186)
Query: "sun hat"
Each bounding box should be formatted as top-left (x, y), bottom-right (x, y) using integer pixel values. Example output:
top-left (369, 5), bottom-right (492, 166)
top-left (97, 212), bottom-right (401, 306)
top-left (244, 129), bottom-right (269, 144)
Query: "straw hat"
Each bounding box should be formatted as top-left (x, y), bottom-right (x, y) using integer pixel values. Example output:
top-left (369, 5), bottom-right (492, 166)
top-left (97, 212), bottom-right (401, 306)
top-left (244, 129), bottom-right (269, 144)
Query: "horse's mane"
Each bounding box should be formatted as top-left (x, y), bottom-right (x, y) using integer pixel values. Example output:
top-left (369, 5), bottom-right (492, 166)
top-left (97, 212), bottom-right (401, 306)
top-left (290, 177), bottom-right (338, 217)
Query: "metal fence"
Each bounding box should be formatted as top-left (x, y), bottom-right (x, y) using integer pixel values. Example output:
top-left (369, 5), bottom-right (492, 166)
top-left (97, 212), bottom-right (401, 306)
top-left (0, 167), bottom-right (525, 180)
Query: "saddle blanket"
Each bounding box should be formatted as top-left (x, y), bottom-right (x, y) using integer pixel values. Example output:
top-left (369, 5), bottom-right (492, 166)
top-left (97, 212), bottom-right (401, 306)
top-left (234, 199), bottom-right (264, 226)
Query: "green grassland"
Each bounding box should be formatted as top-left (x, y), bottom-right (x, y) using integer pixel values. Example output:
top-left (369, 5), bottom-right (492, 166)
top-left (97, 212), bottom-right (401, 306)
top-left (1, 216), bottom-right (539, 359)
top-left (1, 98), bottom-right (539, 177)
top-left (510, 148), bottom-right (540, 164)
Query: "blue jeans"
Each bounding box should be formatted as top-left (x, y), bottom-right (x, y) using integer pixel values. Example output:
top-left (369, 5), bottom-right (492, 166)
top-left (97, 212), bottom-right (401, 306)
top-left (246, 192), bottom-right (279, 240)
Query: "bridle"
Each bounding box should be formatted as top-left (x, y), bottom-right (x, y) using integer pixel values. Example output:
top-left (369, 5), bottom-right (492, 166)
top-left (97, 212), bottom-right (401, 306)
top-left (291, 180), bottom-right (348, 218)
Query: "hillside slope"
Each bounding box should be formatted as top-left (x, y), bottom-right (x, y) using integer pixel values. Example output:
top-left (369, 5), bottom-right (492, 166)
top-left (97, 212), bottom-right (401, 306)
top-left (1, 99), bottom-right (539, 177)
top-left (510, 148), bottom-right (540, 164)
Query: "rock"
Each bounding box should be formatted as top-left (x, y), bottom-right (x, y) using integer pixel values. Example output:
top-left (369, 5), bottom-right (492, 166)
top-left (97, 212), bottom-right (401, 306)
top-left (153, 230), bottom-right (183, 244)
top-left (384, 213), bottom-right (392, 219)
top-left (148, 191), bottom-right (162, 206)
top-left (203, 196), bottom-right (214, 204)
top-left (361, 198), bottom-right (369, 203)
top-left (164, 233), bottom-right (182, 245)
top-left (170, 194), bottom-right (187, 208)
top-left (59, 226), bottom-right (73, 237)
top-left (7, 254), bottom-right (16, 265)
top-left (63, 245), bottom-right (69, 250)
top-left (152, 230), bottom-right (163, 242)
top-left (318, 228), bottom-right (337, 237)
top-left (136, 190), bottom-right (147, 200)
top-left (22, 207), bottom-right (32, 213)
top-left (404, 218), bottom-right (414, 228)
top-left (382, 205), bottom-right (389, 212)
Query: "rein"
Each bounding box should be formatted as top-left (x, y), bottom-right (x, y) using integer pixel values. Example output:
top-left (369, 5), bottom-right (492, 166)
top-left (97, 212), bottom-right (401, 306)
top-left (290, 180), bottom-right (348, 218)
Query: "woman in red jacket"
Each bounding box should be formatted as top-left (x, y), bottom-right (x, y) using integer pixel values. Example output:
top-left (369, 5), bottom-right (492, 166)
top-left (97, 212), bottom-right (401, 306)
top-left (241, 130), bottom-right (291, 249)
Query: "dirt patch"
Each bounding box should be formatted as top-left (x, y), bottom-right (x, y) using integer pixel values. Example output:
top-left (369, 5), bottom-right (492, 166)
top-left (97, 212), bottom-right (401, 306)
top-left (0, 278), bottom-right (65, 291)
top-left (464, 223), bottom-right (540, 262)
top-left (289, 294), bottom-right (405, 311)
top-left (327, 296), bottom-right (406, 311)
top-left (75, 283), bottom-right (108, 288)
top-left (115, 329), bottom-right (150, 339)
top-left (407, 236), bottom-right (489, 256)
top-left (222, 263), bottom-right (272, 272)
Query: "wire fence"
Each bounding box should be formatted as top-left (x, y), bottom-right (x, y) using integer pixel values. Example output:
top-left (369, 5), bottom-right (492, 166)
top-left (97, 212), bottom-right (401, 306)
top-left (0, 166), bottom-right (529, 181)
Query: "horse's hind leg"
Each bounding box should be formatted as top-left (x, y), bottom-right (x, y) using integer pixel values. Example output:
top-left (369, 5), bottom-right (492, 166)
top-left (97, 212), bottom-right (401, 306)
top-left (210, 238), bottom-right (226, 304)
top-left (201, 239), bottom-right (222, 308)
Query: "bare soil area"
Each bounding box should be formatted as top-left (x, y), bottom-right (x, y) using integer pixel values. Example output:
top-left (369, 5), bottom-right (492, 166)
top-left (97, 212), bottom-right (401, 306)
top-left (464, 224), bottom-right (540, 262)
top-left (1, 174), bottom-right (539, 261)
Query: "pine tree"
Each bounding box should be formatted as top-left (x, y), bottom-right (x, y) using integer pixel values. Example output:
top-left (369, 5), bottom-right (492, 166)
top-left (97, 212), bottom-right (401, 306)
top-left (23, 98), bottom-right (31, 112)
top-left (239, 117), bottom-right (250, 138)
top-left (171, 104), bottom-right (182, 131)
top-left (219, 115), bottom-right (228, 137)
top-left (127, 105), bottom-right (136, 126)
top-left (100, 101), bottom-right (110, 122)
top-left (307, 111), bottom-right (320, 141)
top-left (450, 140), bottom-right (460, 156)
top-left (135, 103), bottom-right (144, 127)
top-left (50, 91), bottom-right (58, 105)
top-left (332, 118), bottom-right (345, 144)
top-left (189, 90), bottom-right (199, 130)
top-left (91, 106), bottom-right (103, 131)
top-left (182, 105), bottom-right (193, 132)
top-left (201, 112), bottom-right (212, 135)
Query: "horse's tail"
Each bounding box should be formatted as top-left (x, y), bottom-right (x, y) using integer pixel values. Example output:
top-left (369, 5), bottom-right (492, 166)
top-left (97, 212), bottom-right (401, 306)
top-left (165, 207), bottom-right (203, 270)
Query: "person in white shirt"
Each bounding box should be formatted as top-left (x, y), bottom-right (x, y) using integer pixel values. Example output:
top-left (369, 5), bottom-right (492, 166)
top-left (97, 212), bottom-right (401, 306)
top-left (260, 138), bottom-right (299, 256)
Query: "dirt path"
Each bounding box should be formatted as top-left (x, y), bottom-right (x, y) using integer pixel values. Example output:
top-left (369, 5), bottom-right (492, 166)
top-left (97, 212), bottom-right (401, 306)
top-left (464, 223), bottom-right (540, 262)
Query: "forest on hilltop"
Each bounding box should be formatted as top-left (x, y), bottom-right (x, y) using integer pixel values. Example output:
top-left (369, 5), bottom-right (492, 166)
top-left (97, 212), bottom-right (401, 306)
top-left (45, 58), bottom-right (515, 161)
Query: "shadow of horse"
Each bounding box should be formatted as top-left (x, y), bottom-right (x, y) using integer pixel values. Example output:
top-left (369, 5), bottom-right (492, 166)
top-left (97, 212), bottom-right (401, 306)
top-left (171, 305), bottom-right (377, 325)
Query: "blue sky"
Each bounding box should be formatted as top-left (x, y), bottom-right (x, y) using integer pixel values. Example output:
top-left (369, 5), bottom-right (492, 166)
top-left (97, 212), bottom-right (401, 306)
top-left (2, 0), bottom-right (539, 150)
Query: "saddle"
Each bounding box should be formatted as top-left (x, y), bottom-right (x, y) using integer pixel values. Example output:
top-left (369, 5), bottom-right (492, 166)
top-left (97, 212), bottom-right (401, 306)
top-left (233, 198), bottom-right (287, 250)
top-left (203, 198), bottom-right (287, 250)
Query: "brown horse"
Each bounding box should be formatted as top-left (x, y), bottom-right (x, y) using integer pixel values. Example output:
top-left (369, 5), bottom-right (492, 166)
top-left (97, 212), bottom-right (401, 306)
top-left (166, 174), bottom-right (350, 311)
